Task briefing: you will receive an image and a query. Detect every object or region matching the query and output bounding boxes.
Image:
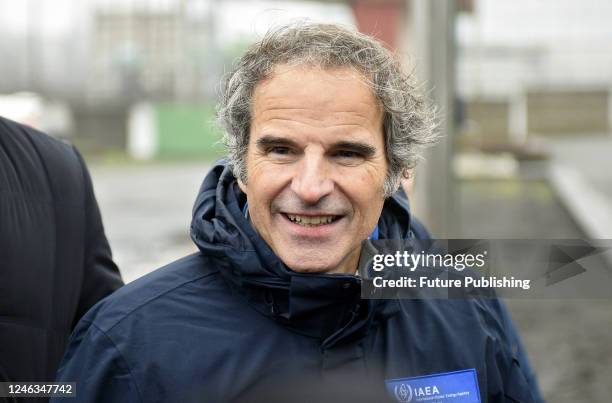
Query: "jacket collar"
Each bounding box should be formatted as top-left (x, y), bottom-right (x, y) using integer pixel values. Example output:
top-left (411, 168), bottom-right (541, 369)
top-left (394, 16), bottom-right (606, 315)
top-left (190, 161), bottom-right (411, 345)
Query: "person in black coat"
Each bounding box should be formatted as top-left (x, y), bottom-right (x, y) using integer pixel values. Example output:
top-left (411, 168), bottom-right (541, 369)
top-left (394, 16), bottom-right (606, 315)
top-left (0, 116), bottom-right (123, 400)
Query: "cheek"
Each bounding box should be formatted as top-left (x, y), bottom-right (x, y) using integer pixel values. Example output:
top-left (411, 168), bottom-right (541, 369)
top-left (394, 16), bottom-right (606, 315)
top-left (246, 166), bottom-right (292, 212)
top-left (361, 171), bottom-right (386, 212)
top-left (338, 171), bottom-right (385, 224)
top-left (342, 167), bottom-right (386, 199)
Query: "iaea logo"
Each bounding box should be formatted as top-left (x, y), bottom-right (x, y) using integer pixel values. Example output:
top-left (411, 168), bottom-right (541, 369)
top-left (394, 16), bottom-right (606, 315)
top-left (394, 383), bottom-right (413, 402)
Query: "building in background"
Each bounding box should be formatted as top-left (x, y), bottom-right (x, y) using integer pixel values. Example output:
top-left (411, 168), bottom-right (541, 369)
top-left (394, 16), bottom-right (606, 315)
top-left (457, 0), bottom-right (612, 141)
top-left (0, 0), bottom-right (355, 151)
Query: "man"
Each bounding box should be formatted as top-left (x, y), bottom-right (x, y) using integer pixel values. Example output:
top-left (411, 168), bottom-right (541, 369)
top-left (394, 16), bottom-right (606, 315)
top-left (54, 24), bottom-right (542, 402)
top-left (0, 116), bottom-right (123, 401)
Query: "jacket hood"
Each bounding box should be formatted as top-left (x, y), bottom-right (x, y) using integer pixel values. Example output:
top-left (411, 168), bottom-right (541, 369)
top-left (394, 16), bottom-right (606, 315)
top-left (190, 160), bottom-right (414, 345)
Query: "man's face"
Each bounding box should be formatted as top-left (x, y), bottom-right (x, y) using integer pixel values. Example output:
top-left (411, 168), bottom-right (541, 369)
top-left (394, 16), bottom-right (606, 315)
top-left (238, 65), bottom-right (387, 274)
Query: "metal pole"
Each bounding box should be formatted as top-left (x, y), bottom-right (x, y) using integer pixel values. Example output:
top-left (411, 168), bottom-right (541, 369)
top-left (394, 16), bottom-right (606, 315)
top-left (410, 0), bottom-right (457, 238)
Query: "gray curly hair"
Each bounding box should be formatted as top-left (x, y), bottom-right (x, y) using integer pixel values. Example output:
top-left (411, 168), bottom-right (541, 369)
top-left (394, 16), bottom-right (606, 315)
top-left (217, 23), bottom-right (437, 197)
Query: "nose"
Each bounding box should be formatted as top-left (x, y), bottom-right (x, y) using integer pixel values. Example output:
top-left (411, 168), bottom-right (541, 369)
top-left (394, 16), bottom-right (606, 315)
top-left (290, 152), bottom-right (334, 204)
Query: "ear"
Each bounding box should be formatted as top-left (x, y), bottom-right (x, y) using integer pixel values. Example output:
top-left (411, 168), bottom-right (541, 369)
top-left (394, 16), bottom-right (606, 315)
top-left (237, 178), bottom-right (248, 195)
top-left (401, 170), bottom-right (414, 195)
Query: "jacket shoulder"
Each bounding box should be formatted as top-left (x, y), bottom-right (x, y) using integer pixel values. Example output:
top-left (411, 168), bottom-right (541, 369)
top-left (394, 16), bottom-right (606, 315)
top-left (81, 253), bottom-right (223, 333)
top-left (0, 116), bottom-right (76, 163)
top-left (0, 117), bottom-right (83, 194)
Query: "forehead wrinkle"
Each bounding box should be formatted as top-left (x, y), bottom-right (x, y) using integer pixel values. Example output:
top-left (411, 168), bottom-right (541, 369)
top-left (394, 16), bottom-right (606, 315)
top-left (255, 91), bottom-right (380, 113)
top-left (254, 104), bottom-right (379, 128)
top-left (256, 116), bottom-right (378, 136)
top-left (253, 70), bottom-right (382, 113)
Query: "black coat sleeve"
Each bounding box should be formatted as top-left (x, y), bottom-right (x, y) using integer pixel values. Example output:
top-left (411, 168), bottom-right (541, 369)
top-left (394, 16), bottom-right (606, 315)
top-left (71, 147), bottom-right (123, 328)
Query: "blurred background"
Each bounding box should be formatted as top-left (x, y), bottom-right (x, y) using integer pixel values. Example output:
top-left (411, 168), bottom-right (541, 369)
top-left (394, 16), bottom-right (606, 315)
top-left (1, 0), bottom-right (611, 400)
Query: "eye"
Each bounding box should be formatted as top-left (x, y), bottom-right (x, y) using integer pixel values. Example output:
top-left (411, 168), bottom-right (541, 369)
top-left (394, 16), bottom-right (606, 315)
top-left (265, 146), bottom-right (298, 162)
top-left (268, 146), bottom-right (291, 155)
top-left (335, 150), bottom-right (361, 159)
top-left (333, 150), bottom-right (366, 165)
top-left (332, 149), bottom-right (368, 166)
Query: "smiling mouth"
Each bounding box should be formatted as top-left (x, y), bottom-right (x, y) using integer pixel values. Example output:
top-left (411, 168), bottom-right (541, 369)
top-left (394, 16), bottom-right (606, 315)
top-left (284, 213), bottom-right (341, 226)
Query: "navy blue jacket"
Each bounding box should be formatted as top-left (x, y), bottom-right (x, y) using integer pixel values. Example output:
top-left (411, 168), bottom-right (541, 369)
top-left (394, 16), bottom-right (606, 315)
top-left (54, 162), bottom-right (542, 402)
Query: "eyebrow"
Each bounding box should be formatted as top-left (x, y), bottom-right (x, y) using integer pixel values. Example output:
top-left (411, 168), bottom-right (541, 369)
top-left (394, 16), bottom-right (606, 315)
top-left (332, 141), bottom-right (377, 157)
top-left (255, 136), bottom-right (299, 150)
top-left (255, 135), bottom-right (378, 157)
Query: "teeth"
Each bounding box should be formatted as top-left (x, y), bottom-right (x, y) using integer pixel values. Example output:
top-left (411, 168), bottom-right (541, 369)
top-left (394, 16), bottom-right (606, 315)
top-left (287, 214), bottom-right (336, 226)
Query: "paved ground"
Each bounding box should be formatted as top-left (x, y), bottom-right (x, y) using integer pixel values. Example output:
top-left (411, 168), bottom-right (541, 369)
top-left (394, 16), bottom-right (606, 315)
top-left (546, 134), bottom-right (612, 240)
top-left (547, 134), bottom-right (612, 199)
top-left (459, 179), bottom-right (612, 402)
top-left (90, 162), bottom-right (209, 282)
top-left (527, 134), bottom-right (612, 402)
top-left (89, 160), bottom-right (611, 402)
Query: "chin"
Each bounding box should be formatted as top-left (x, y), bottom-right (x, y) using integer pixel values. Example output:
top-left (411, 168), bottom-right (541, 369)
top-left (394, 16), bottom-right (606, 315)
top-left (282, 256), bottom-right (340, 274)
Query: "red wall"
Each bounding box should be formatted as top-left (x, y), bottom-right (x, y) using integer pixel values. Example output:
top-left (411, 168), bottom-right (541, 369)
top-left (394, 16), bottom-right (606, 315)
top-left (350, 0), bottom-right (405, 50)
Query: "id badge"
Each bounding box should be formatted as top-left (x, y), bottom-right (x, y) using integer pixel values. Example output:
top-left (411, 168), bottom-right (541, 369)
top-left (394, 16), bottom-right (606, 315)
top-left (386, 369), bottom-right (481, 402)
